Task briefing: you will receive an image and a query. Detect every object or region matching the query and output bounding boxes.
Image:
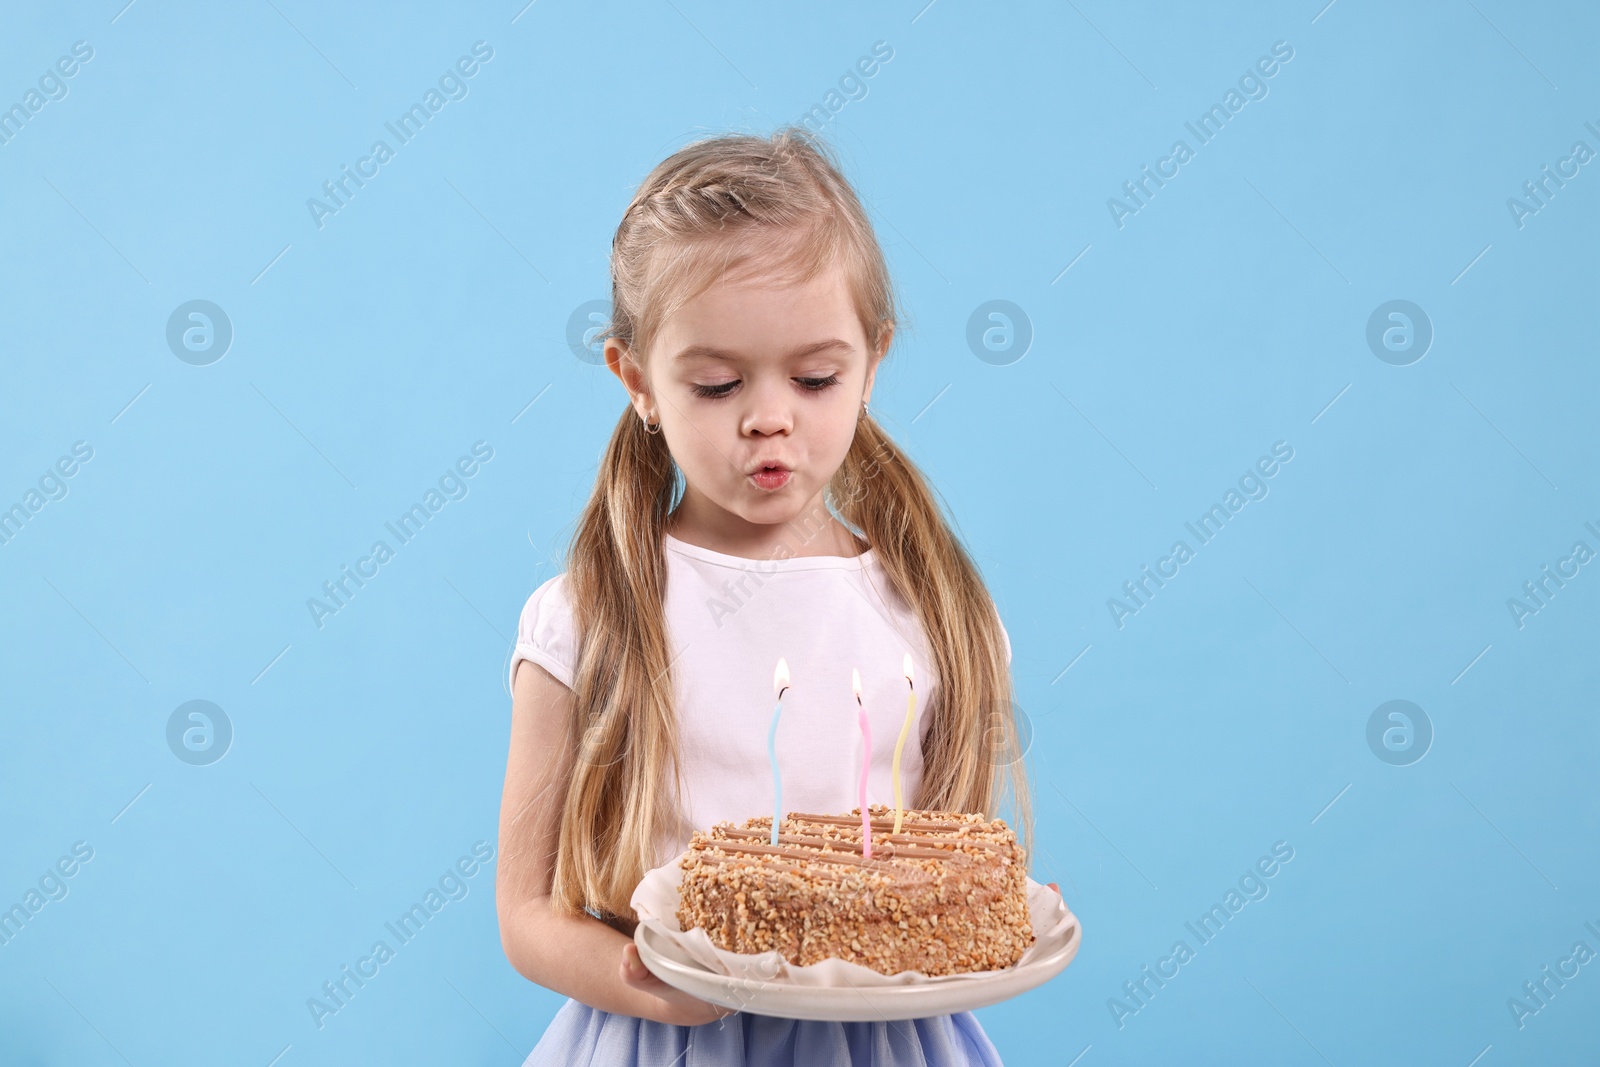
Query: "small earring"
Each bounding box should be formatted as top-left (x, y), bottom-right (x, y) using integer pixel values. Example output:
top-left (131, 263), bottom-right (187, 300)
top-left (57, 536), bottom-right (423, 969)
top-left (862, 398), bottom-right (870, 417)
top-left (644, 412), bottom-right (661, 435)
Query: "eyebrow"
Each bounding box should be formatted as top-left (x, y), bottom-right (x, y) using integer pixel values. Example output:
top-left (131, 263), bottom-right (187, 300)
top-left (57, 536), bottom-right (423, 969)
top-left (670, 338), bottom-right (854, 363)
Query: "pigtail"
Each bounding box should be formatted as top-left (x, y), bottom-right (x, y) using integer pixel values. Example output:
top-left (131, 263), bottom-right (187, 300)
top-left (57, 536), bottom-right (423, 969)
top-left (831, 414), bottom-right (1034, 862)
top-left (546, 408), bottom-right (686, 921)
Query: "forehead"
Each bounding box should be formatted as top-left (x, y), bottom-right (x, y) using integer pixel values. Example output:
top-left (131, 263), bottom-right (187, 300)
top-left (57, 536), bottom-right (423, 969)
top-left (659, 265), bottom-right (865, 364)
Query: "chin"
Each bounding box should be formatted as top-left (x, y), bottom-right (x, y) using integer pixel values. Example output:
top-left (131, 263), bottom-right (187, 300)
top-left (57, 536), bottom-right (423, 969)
top-left (728, 487), bottom-right (804, 519)
top-left (733, 498), bottom-right (794, 521)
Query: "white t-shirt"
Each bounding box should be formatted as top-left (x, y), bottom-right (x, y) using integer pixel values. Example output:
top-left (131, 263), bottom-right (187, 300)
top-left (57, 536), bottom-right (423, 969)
top-left (509, 531), bottom-right (1011, 869)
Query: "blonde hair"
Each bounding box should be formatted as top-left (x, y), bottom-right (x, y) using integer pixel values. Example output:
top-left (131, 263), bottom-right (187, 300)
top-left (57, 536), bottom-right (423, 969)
top-left (521, 125), bottom-right (1033, 923)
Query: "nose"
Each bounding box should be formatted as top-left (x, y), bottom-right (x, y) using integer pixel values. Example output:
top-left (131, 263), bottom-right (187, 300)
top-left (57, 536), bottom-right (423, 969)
top-left (740, 379), bottom-right (793, 437)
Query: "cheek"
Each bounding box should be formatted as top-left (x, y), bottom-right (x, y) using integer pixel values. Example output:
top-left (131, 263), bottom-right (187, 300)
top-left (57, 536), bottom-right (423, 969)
top-left (670, 418), bottom-right (737, 483)
top-left (818, 401), bottom-right (860, 454)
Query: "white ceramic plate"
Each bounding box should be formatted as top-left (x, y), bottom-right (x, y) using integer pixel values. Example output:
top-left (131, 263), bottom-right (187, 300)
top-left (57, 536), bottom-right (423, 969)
top-left (631, 860), bottom-right (1081, 1021)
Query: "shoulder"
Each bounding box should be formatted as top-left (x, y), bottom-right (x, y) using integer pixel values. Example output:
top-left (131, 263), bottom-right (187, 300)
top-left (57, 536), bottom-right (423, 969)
top-left (510, 573), bottom-right (578, 691)
top-left (517, 572), bottom-right (572, 627)
top-left (971, 588), bottom-right (1012, 666)
top-left (855, 555), bottom-right (1012, 667)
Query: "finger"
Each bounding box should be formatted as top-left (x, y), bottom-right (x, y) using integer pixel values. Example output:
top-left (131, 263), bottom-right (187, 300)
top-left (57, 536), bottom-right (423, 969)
top-left (619, 946), bottom-right (649, 984)
top-left (621, 964), bottom-right (659, 992)
top-left (622, 957), bottom-right (666, 993)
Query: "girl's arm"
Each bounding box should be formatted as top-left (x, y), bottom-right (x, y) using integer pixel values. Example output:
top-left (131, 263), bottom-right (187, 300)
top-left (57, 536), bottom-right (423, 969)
top-left (496, 659), bottom-right (733, 1026)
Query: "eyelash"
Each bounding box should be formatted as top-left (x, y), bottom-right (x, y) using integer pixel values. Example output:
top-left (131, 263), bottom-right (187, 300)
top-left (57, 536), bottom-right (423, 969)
top-left (690, 375), bottom-right (840, 399)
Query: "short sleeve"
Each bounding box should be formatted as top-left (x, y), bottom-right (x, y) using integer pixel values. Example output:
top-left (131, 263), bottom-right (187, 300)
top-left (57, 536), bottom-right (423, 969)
top-left (985, 595), bottom-right (1011, 666)
top-left (509, 574), bottom-right (577, 691)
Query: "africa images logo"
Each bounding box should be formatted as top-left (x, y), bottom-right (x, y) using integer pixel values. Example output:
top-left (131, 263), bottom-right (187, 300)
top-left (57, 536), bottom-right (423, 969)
top-left (1107, 40), bottom-right (1294, 229)
top-left (307, 441), bottom-right (494, 629)
top-left (306, 41), bottom-right (494, 229)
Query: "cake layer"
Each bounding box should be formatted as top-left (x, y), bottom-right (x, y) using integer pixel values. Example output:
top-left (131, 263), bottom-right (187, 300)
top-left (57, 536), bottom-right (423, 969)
top-left (675, 804), bottom-right (1034, 977)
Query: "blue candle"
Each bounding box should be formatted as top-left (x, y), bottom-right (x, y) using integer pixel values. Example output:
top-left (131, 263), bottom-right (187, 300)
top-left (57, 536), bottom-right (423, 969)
top-left (768, 657), bottom-right (790, 845)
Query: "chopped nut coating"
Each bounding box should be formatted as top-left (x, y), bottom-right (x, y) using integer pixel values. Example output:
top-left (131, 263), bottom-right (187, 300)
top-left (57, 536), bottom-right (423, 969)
top-left (675, 805), bottom-right (1034, 977)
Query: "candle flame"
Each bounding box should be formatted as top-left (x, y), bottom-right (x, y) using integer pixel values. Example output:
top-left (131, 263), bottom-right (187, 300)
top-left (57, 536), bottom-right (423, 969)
top-left (774, 657), bottom-right (790, 693)
top-left (903, 652), bottom-right (914, 685)
top-left (851, 667), bottom-right (862, 699)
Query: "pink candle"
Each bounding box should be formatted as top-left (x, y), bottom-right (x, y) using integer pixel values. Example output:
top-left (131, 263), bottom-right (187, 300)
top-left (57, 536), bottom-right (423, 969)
top-left (851, 667), bottom-right (872, 858)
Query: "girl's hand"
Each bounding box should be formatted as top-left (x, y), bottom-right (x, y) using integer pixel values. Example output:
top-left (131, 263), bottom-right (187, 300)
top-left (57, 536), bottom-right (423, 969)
top-left (621, 941), bottom-right (738, 1027)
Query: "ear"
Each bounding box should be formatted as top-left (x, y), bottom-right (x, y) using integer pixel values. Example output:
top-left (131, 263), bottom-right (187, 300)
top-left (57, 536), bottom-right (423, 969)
top-left (606, 338), bottom-right (654, 421)
top-left (862, 323), bottom-right (892, 405)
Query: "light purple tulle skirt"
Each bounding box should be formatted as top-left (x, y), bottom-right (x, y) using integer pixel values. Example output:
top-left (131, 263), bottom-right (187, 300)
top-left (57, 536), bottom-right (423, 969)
top-left (522, 997), bottom-right (1005, 1066)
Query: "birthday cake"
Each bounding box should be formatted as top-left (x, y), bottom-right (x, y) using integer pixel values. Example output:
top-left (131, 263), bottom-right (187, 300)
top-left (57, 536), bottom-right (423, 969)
top-left (674, 804), bottom-right (1034, 977)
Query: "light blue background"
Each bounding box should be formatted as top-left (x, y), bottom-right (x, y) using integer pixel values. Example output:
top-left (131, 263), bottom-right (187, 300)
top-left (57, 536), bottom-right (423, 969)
top-left (2, 1), bottom-right (1597, 1064)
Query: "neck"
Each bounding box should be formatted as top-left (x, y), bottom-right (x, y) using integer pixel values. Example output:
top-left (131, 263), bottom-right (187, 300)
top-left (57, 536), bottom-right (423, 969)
top-left (666, 500), bottom-right (865, 560)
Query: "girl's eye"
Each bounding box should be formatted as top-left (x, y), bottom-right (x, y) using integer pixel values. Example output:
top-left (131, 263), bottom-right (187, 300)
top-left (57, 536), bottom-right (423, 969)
top-left (689, 374), bottom-right (840, 399)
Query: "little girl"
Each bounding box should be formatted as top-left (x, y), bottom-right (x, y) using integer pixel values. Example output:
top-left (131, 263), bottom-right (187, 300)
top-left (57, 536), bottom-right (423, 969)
top-left (497, 126), bottom-right (1039, 1066)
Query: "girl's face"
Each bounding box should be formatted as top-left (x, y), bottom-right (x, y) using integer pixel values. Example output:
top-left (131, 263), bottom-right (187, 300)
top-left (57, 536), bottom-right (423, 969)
top-left (607, 263), bottom-right (886, 554)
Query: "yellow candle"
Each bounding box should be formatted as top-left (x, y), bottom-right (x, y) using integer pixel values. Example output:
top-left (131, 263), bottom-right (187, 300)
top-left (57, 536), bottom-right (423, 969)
top-left (891, 652), bottom-right (916, 835)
